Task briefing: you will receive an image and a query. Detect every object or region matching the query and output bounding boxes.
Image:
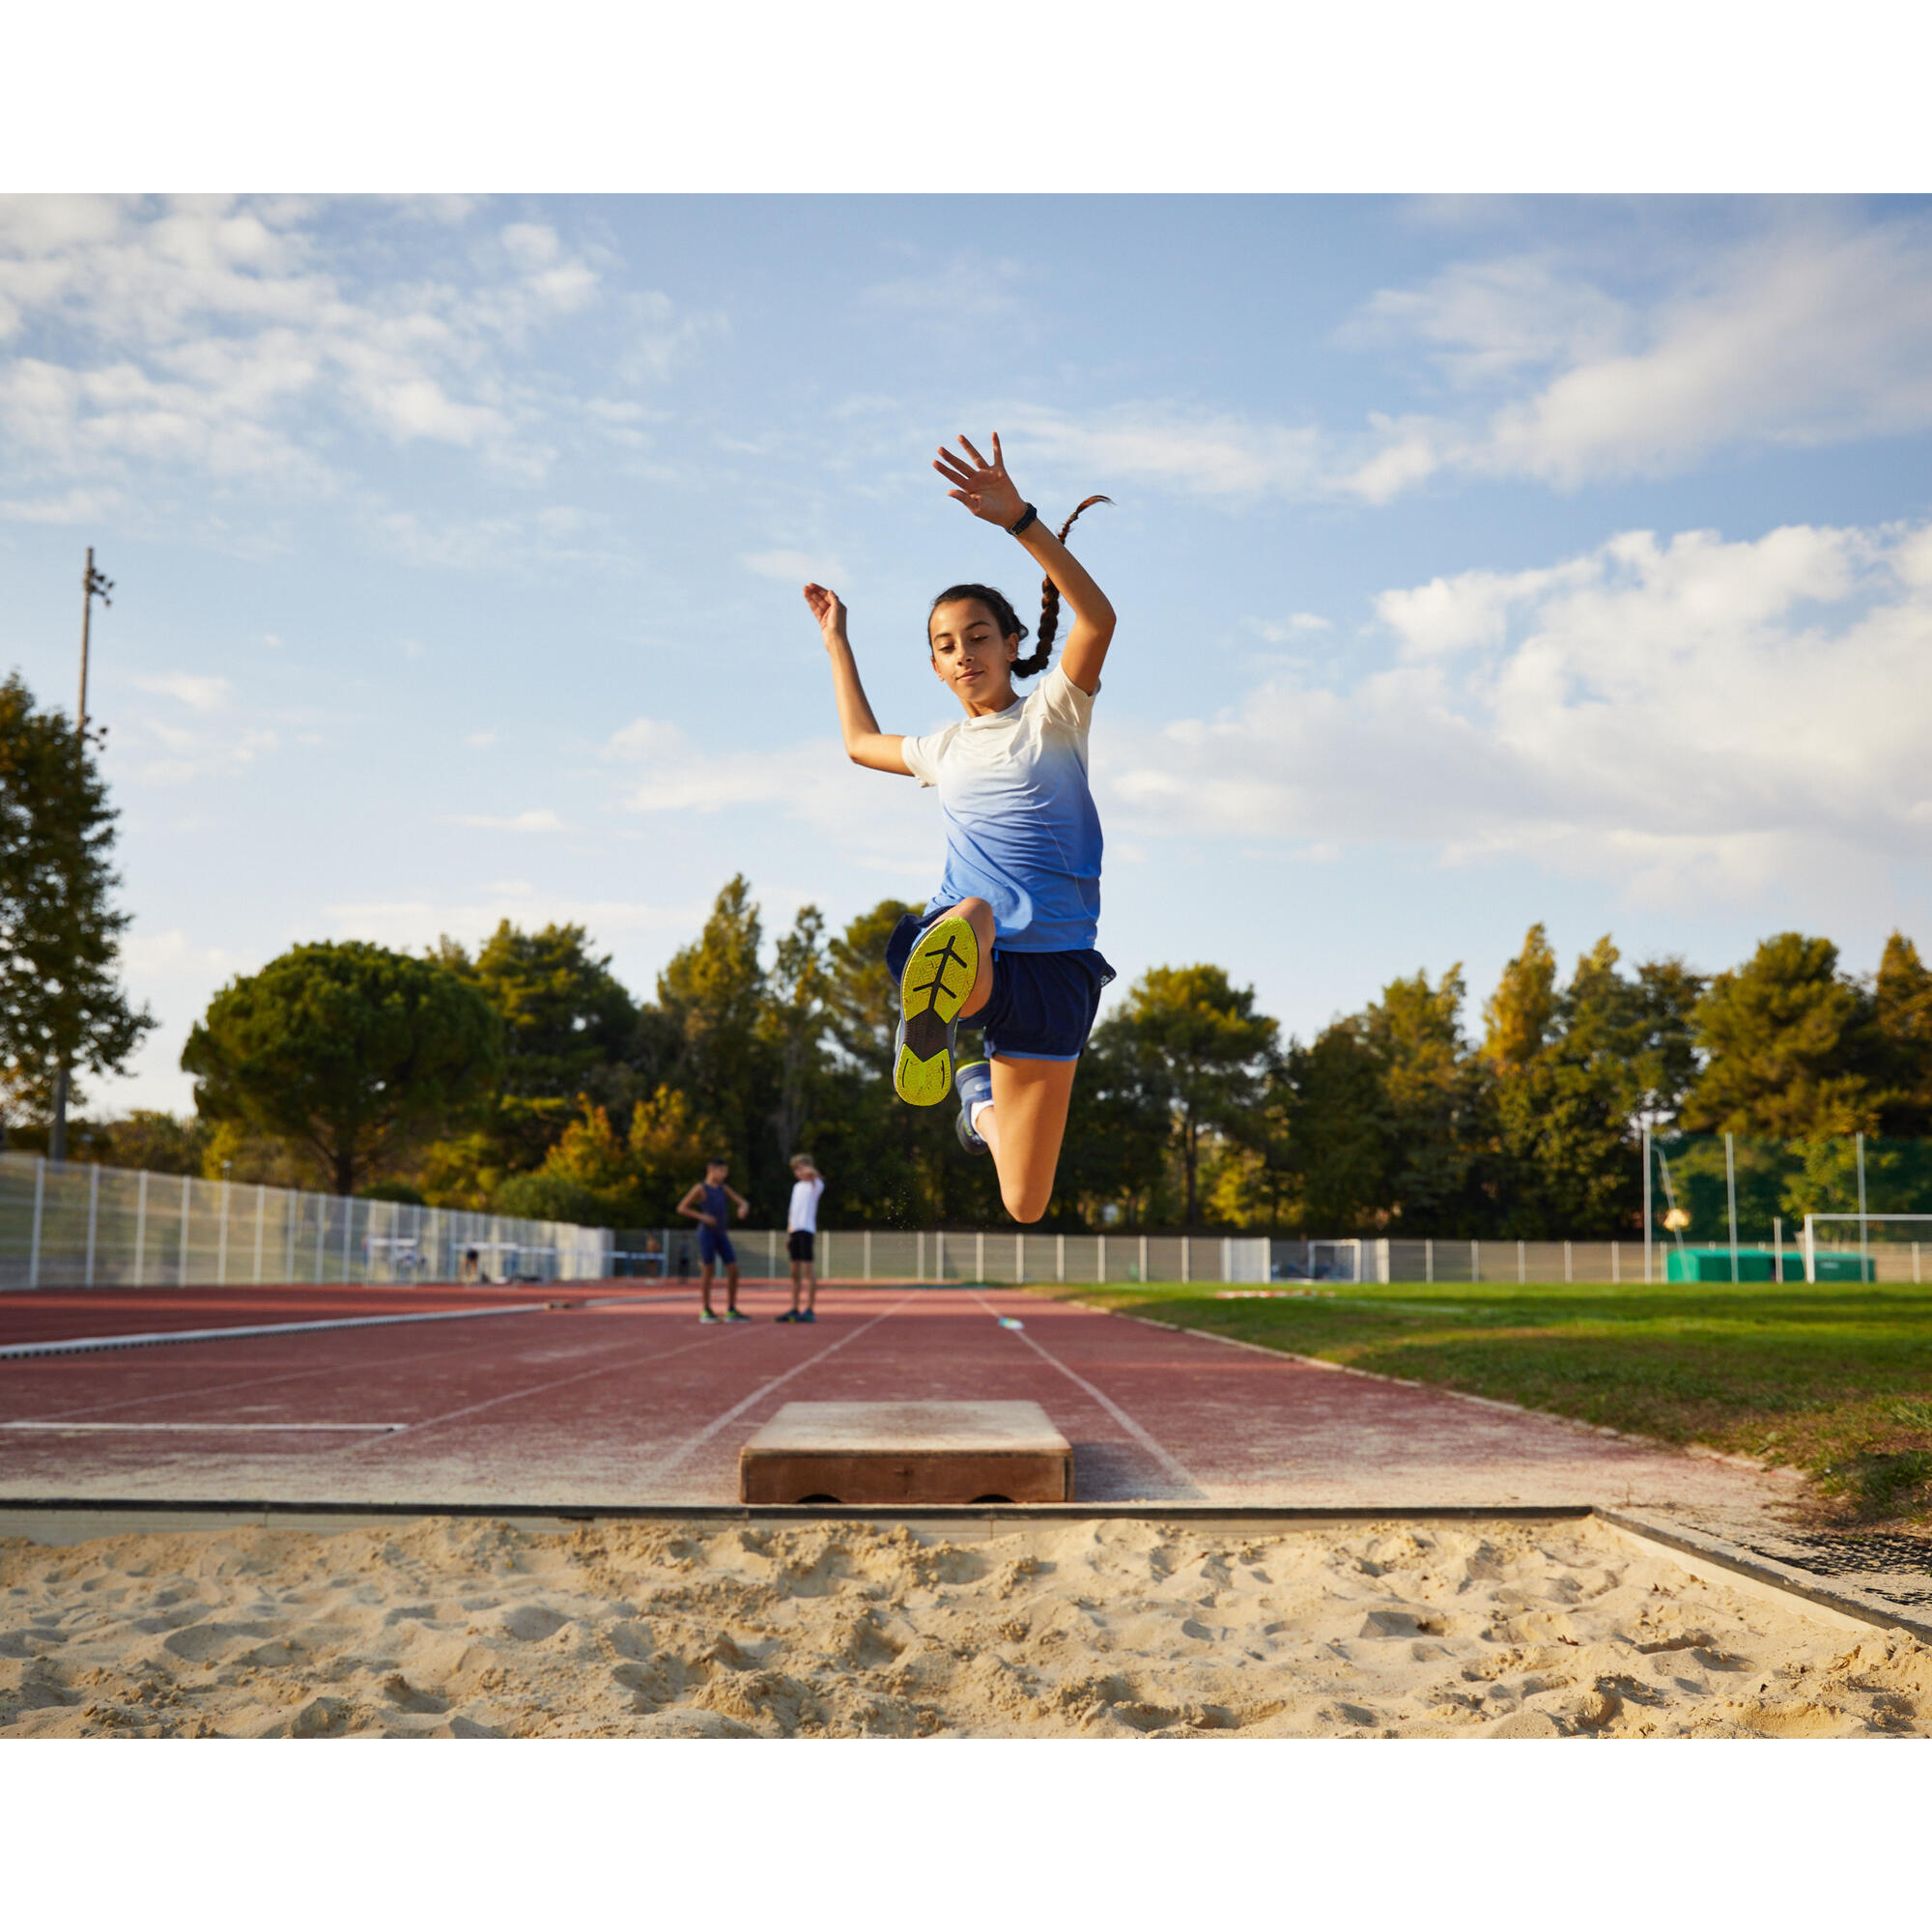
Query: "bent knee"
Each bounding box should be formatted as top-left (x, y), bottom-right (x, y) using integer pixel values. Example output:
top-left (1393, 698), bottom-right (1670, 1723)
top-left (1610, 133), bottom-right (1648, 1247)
top-left (1001, 1186), bottom-right (1050, 1225)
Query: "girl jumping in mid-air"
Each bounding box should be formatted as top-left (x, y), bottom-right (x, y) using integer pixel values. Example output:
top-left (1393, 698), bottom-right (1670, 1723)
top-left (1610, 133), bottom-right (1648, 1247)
top-left (803, 432), bottom-right (1114, 1224)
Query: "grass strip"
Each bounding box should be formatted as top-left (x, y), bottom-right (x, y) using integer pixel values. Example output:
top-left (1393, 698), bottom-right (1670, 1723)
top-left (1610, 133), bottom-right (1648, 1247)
top-left (1034, 1277), bottom-right (1932, 1525)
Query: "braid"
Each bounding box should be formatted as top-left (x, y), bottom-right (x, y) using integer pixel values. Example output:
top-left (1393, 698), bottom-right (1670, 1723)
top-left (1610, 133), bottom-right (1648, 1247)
top-left (1016, 495), bottom-right (1112, 678)
top-left (928, 496), bottom-right (1112, 680)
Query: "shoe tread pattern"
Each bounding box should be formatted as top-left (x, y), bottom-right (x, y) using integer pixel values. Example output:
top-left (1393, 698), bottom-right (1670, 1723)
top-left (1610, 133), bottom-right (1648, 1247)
top-left (895, 917), bottom-right (979, 1106)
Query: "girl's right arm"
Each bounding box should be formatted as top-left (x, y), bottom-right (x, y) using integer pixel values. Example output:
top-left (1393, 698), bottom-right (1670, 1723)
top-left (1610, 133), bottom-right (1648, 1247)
top-left (804, 582), bottom-right (914, 776)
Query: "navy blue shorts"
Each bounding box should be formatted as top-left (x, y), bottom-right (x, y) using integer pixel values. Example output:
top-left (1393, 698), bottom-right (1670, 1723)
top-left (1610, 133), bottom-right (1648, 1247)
top-left (886, 913), bottom-right (1114, 1063)
top-left (699, 1225), bottom-right (736, 1266)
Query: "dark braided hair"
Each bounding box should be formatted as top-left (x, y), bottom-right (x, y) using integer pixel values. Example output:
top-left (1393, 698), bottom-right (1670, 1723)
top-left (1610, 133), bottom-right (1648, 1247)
top-left (928, 495), bottom-right (1113, 679)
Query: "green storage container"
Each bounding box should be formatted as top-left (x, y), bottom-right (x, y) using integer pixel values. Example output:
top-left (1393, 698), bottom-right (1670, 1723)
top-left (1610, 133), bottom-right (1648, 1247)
top-left (1665, 1247), bottom-right (1776, 1281)
top-left (1807, 1252), bottom-right (1876, 1282)
top-left (1662, 1246), bottom-right (1872, 1282)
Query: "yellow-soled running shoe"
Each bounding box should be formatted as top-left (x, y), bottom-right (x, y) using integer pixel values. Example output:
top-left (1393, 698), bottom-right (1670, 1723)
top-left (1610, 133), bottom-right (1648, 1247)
top-left (893, 914), bottom-right (980, 1106)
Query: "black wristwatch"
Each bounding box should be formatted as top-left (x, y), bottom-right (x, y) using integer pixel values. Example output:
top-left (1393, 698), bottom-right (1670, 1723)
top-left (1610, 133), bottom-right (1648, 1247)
top-left (1007, 502), bottom-right (1037, 536)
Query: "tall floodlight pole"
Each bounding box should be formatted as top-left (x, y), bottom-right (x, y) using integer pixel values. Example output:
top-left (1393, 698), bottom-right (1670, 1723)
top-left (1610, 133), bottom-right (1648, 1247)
top-left (78, 547), bottom-right (112, 731)
top-left (49, 549), bottom-right (114, 1164)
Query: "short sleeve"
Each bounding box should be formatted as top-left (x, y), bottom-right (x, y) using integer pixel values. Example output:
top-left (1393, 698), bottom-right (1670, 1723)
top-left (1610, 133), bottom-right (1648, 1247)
top-left (899, 729), bottom-right (942, 787)
top-left (1034, 664), bottom-right (1096, 734)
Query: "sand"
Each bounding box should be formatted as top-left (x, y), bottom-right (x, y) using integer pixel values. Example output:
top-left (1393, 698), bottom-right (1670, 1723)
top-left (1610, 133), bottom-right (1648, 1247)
top-left (3, 1514), bottom-right (1927, 1738)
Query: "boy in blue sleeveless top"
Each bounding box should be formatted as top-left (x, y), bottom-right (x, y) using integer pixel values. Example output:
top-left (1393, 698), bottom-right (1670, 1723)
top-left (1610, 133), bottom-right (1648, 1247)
top-left (675, 1157), bottom-right (751, 1324)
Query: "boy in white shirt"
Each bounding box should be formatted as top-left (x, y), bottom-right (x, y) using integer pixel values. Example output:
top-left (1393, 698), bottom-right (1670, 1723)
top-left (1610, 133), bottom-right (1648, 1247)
top-left (777, 1153), bottom-right (826, 1324)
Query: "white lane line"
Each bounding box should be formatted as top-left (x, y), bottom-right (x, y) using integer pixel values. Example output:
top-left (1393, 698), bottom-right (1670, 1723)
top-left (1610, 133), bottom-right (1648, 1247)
top-left (1, 1294), bottom-right (683, 1423)
top-left (970, 1290), bottom-right (1208, 1497)
top-left (0, 1420), bottom-right (406, 1433)
top-left (0, 1301), bottom-right (559, 1360)
top-left (641, 1294), bottom-right (919, 1484)
top-left (327, 1327), bottom-right (739, 1456)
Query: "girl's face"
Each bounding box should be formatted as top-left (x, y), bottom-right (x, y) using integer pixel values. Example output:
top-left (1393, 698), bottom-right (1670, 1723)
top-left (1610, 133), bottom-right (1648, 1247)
top-left (928, 597), bottom-right (1018, 711)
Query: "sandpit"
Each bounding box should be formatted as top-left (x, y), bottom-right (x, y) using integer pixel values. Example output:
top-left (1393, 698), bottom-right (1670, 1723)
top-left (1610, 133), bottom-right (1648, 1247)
top-left (3, 1514), bottom-right (1926, 1737)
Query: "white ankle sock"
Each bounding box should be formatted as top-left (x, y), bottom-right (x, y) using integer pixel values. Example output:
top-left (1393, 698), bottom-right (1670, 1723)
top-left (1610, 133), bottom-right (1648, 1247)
top-left (970, 1099), bottom-right (994, 1135)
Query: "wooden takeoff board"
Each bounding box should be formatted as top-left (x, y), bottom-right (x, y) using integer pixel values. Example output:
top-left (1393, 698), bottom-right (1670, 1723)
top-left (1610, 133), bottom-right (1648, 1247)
top-left (739, 1400), bottom-right (1073, 1505)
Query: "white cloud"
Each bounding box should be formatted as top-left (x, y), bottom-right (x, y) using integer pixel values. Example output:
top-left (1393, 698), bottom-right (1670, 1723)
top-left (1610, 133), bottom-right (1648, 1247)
top-left (1349, 217), bottom-right (1932, 492)
top-left (119, 696), bottom-right (278, 783)
top-left (603, 716), bottom-right (689, 759)
top-left (1010, 403), bottom-right (1329, 498)
top-left (863, 253), bottom-right (1029, 321)
top-left (742, 548), bottom-right (847, 583)
top-left (464, 728), bottom-right (498, 749)
top-left (1001, 215), bottom-right (1932, 512)
top-left (606, 720), bottom-right (930, 867)
top-left (619, 289), bottom-right (727, 383)
top-left (120, 927), bottom-right (237, 979)
top-left (131, 670), bottom-right (232, 709)
top-left (1097, 516), bottom-right (1932, 912)
top-left (327, 894), bottom-right (704, 954)
top-left (0, 195), bottom-right (715, 520)
top-left (0, 482), bottom-right (123, 524)
top-left (1346, 253), bottom-right (1633, 389)
top-left (444, 809), bottom-right (568, 833)
top-left (1250, 612), bottom-right (1334, 642)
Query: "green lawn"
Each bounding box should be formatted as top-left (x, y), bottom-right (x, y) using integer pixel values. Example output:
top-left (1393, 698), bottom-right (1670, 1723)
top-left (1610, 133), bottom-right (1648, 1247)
top-left (1033, 1276), bottom-right (1932, 1524)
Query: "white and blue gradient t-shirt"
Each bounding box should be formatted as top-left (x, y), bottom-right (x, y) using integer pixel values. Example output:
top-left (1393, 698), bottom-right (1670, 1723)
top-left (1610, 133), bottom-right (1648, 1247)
top-left (900, 666), bottom-right (1102, 953)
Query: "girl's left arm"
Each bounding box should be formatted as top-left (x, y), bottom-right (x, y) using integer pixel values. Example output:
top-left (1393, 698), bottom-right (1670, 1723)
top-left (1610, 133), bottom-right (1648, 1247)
top-left (936, 432), bottom-right (1116, 695)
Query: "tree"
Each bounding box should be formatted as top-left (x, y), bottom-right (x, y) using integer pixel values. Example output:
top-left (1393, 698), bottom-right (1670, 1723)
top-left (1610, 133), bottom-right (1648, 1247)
top-left (1874, 931), bottom-right (1932, 1137)
top-left (1096, 965), bottom-right (1277, 1225)
top-left (1684, 932), bottom-right (1882, 1137)
top-left (1623, 956), bottom-right (1708, 1127)
top-left (95, 1109), bottom-right (211, 1177)
top-left (760, 905), bottom-right (829, 1167)
top-left (0, 671), bottom-right (152, 1154)
top-left (1481, 923), bottom-right (1558, 1075)
top-left (1481, 931), bottom-right (1688, 1236)
top-left (496, 1086), bottom-right (717, 1227)
top-left (1056, 1020), bottom-right (1177, 1226)
top-left (183, 941), bottom-right (503, 1195)
top-left (1280, 1021), bottom-right (1389, 1234)
top-left (1357, 965), bottom-right (1490, 1234)
top-left (438, 921), bottom-right (639, 1169)
top-left (658, 876), bottom-right (773, 1194)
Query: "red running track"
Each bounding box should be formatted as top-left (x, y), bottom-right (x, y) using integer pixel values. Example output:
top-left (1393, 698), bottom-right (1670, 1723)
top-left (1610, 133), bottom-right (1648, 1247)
top-left (0, 1283), bottom-right (1790, 1513)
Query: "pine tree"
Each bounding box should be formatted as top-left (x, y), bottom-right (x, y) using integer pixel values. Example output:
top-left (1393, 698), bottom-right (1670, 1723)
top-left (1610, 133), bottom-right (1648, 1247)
top-left (1684, 933), bottom-right (1882, 1136)
top-left (1099, 965), bottom-right (1277, 1226)
top-left (436, 920), bottom-right (639, 1169)
top-left (183, 941), bottom-right (503, 1194)
top-left (1874, 931), bottom-right (1932, 1136)
top-left (657, 876), bottom-right (774, 1201)
top-left (761, 906), bottom-right (828, 1169)
top-left (0, 671), bottom-right (152, 1150)
top-left (1359, 966), bottom-right (1488, 1235)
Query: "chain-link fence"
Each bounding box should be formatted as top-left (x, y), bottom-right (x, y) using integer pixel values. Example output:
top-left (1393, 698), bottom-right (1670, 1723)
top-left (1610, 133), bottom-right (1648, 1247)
top-left (0, 1151), bottom-right (612, 1290)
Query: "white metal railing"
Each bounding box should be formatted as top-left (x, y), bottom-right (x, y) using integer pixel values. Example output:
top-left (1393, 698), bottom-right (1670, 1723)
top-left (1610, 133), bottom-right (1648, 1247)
top-left (1272, 1234), bottom-right (1932, 1286)
top-left (42, 1150), bottom-right (1918, 1291)
top-left (617, 1227), bottom-right (1271, 1287)
top-left (0, 1151), bottom-right (611, 1290)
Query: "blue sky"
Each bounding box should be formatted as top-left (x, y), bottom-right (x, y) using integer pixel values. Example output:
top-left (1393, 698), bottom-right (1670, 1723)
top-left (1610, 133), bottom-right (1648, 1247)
top-left (5, 192), bottom-right (1932, 1117)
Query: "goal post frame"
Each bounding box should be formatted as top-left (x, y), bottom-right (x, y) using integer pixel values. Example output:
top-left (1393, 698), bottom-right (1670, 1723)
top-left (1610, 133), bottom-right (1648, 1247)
top-left (1800, 1212), bottom-right (1932, 1283)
